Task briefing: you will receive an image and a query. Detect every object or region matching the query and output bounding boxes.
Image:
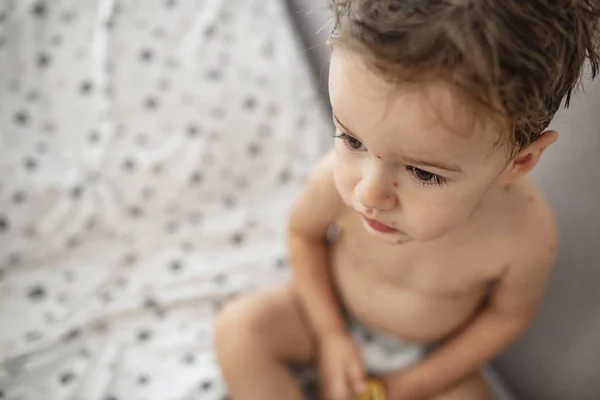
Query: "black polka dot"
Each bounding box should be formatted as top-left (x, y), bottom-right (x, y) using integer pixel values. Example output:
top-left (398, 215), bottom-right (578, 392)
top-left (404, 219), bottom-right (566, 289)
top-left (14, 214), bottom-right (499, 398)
top-left (157, 77), bottom-right (171, 91)
top-left (152, 26), bottom-right (167, 39)
top-left (37, 52), bottom-right (51, 68)
top-left (243, 97), bottom-right (257, 110)
top-left (80, 80), bottom-right (93, 95)
top-left (222, 195), bottom-right (236, 209)
top-left (0, 388), bottom-right (4, 398)
top-left (43, 121), bottom-right (56, 134)
top-left (0, 215), bottom-right (10, 233)
top-left (31, 1), bottom-right (47, 18)
top-left (140, 187), bottom-right (154, 200)
top-left (204, 25), bottom-right (217, 38)
top-left (206, 69), bottom-right (222, 81)
top-left (258, 124), bottom-right (271, 138)
top-left (12, 191), bottom-right (26, 204)
top-left (71, 186), bottom-right (84, 199)
top-left (212, 108), bottom-right (225, 119)
top-left (128, 206), bottom-right (144, 218)
top-left (247, 142), bottom-right (261, 156)
top-left (187, 123), bottom-right (201, 137)
top-left (61, 10), bottom-right (76, 23)
top-left (165, 221), bottom-right (179, 234)
top-left (230, 232), bottom-right (244, 245)
top-left (279, 169), bottom-right (291, 184)
top-left (122, 158), bottom-right (136, 171)
top-left (136, 133), bottom-right (148, 145)
top-left (189, 171), bottom-right (203, 185)
top-left (27, 285), bottom-right (46, 301)
top-left (85, 217), bottom-right (97, 230)
top-left (137, 374), bottom-right (149, 385)
top-left (100, 292), bottom-right (113, 303)
top-left (137, 329), bottom-right (152, 342)
top-left (66, 236), bottom-right (81, 248)
top-left (144, 96), bottom-right (158, 110)
top-left (14, 110), bottom-right (29, 126)
top-left (24, 158), bottom-right (38, 171)
top-left (50, 34), bottom-right (62, 47)
top-left (143, 298), bottom-right (158, 309)
top-left (201, 380), bottom-right (213, 391)
top-left (261, 41), bottom-right (275, 58)
top-left (183, 353), bottom-right (195, 364)
top-left (60, 371), bottom-right (75, 385)
top-left (63, 328), bottom-right (81, 342)
top-left (25, 331), bottom-right (42, 342)
top-left (165, 58), bottom-right (179, 70)
top-left (181, 241), bottom-right (193, 252)
top-left (104, 395), bottom-right (118, 400)
top-left (165, 0), bottom-right (177, 7)
top-left (275, 257), bottom-right (288, 269)
top-left (169, 260), bottom-right (182, 272)
top-left (64, 269), bottom-right (75, 281)
top-left (189, 211), bottom-right (203, 225)
top-left (7, 253), bottom-right (20, 265)
top-left (88, 130), bottom-right (100, 143)
top-left (139, 48), bottom-right (154, 62)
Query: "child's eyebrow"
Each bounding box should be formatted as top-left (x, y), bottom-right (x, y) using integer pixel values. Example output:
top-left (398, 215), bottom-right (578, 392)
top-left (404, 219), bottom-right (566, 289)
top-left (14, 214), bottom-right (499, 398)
top-left (403, 156), bottom-right (464, 174)
top-left (333, 115), bottom-right (363, 139)
top-left (333, 114), bottom-right (463, 174)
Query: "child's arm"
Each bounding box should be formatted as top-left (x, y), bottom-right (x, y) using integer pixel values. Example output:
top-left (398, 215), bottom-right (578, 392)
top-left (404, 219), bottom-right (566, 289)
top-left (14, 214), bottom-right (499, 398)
top-left (288, 151), bottom-right (366, 397)
top-left (385, 237), bottom-right (558, 399)
top-left (288, 151), bottom-right (346, 337)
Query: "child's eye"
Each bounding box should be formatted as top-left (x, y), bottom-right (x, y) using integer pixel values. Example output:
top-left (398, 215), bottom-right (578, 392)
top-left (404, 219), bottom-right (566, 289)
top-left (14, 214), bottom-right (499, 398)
top-left (335, 132), bottom-right (367, 152)
top-left (408, 166), bottom-right (447, 186)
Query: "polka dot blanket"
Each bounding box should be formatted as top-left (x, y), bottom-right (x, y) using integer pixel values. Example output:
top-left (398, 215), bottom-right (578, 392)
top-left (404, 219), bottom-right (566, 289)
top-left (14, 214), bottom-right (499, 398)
top-left (0, 0), bottom-right (331, 399)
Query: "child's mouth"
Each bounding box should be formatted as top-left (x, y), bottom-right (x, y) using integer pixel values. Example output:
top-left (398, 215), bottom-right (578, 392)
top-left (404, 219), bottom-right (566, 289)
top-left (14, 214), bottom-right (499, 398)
top-left (361, 215), bottom-right (399, 233)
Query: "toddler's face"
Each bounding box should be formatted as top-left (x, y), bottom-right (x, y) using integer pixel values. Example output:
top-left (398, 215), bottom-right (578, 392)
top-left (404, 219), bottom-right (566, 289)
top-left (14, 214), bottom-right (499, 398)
top-left (329, 50), bottom-right (510, 243)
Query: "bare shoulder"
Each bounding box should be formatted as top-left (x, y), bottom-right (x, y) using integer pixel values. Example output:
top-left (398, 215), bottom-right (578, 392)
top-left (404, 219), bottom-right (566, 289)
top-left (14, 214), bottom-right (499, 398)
top-left (506, 178), bottom-right (559, 274)
top-left (288, 150), bottom-right (346, 237)
top-left (488, 178), bottom-right (559, 316)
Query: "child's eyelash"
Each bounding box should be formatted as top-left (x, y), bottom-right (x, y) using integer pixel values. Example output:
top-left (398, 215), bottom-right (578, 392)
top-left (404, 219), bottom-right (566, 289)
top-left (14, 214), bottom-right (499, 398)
top-left (407, 166), bottom-right (447, 187)
top-left (334, 132), bottom-right (365, 151)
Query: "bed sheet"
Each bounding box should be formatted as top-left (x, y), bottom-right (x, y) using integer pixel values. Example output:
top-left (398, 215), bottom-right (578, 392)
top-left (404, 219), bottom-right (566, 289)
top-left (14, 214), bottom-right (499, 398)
top-left (0, 0), bottom-right (331, 398)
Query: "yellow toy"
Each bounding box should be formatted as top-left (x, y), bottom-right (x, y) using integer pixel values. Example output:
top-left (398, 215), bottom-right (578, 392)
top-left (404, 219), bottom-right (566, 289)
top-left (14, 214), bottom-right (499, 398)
top-left (357, 377), bottom-right (387, 400)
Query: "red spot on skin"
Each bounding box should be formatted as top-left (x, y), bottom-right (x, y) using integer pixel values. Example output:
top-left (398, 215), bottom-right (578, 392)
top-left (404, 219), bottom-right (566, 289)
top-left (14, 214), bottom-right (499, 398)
top-left (504, 185), bottom-right (512, 192)
top-left (393, 182), bottom-right (398, 188)
top-left (376, 155), bottom-right (382, 159)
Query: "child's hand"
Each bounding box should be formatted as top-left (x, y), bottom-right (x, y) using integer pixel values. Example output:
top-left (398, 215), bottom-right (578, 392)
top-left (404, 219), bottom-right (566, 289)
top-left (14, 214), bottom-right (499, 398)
top-left (317, 331), bottom-right (366, 400)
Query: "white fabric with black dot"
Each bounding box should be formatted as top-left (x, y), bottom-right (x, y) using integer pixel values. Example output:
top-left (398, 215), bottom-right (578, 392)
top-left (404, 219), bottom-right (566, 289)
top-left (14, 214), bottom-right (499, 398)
top-left (0, 0), bottom-right (331, 399)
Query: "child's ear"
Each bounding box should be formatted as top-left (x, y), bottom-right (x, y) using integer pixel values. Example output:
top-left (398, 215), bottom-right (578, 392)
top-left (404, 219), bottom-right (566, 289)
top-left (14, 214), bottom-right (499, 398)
top-left (498, 130), bottom-right (558, 185)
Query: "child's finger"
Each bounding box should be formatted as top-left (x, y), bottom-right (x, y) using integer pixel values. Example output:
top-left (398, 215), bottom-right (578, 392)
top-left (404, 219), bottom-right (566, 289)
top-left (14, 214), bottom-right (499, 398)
top-left (328, 367), bottom-right (349, 400)
top-left (347, 358), bottom-right (366, 394)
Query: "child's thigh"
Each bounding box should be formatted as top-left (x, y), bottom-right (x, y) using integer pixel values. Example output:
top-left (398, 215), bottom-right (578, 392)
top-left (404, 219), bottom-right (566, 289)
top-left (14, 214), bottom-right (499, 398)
top-left (216, 282), bottom-right (316, 363)
top-left (431, 372), bottom-right (492, 400)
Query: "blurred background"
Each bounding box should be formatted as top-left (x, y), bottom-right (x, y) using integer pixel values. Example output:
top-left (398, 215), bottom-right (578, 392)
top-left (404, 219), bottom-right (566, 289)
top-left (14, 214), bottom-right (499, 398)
top-left (0, 1), bottom-right (599, 400)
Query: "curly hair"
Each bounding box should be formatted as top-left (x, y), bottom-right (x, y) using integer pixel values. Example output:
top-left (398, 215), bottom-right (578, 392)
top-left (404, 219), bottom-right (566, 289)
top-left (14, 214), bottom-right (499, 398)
top-left (329, 0), bottom-right (600, 151)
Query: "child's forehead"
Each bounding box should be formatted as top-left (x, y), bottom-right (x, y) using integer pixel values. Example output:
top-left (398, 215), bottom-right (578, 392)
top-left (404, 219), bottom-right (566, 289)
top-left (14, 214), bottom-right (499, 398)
top-left (329, 52), bottom-right (496, 154)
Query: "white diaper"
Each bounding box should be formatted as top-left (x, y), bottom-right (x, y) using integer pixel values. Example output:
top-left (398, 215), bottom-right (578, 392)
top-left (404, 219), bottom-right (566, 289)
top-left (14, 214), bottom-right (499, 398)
top-left (348, 314), bottom-right (428, 375)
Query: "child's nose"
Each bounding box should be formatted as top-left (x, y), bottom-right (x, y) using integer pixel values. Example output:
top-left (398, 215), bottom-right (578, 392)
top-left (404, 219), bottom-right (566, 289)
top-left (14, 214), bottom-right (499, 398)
top-left (355, 174), bottom-right (397, 212)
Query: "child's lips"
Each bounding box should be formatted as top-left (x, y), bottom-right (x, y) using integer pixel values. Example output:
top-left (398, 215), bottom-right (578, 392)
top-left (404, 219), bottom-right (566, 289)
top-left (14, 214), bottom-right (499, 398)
top-left (361, 215), bottom-right (398, 233)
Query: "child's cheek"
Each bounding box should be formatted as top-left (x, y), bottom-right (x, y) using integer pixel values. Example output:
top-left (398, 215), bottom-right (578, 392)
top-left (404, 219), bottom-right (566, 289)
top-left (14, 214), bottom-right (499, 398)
top-left (332, 156), bottom-right (359, 206)
top-left (405, 202), bottom-right (467, 241)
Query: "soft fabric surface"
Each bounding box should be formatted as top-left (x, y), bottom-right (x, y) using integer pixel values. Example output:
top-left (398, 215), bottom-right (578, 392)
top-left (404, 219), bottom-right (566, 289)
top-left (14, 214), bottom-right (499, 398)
top-left (0, 0), bottom-right (330, 398)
